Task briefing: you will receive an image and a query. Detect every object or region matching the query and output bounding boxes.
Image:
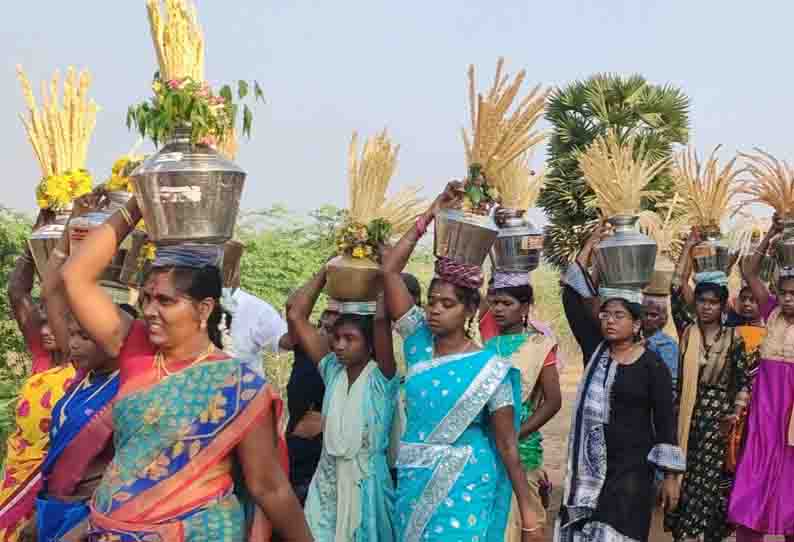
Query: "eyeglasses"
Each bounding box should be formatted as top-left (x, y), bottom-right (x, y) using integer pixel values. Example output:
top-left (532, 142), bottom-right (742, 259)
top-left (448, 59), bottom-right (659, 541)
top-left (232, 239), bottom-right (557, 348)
top-left (598, 311), bottom-right (629, 322)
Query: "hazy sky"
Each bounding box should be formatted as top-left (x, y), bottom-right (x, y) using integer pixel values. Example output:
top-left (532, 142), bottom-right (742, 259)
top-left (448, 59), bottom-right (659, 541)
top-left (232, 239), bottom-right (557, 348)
top-left (2, 1), bottom-right (791, 216)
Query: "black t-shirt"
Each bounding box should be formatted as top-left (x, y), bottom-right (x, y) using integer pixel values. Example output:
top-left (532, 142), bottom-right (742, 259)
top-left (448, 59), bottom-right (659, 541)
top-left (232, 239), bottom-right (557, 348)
top-left (285, 347), bottom-right (325, 486)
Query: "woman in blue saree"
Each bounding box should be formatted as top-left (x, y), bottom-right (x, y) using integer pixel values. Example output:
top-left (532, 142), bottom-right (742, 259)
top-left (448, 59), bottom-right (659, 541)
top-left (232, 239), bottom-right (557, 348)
top-left (382, 183), bottom-right (543, 542)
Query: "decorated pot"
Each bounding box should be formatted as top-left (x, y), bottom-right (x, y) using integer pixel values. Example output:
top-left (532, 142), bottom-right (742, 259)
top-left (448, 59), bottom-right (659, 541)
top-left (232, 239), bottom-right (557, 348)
top-left (593, 215), bottom-right (657, 290)
top-left (130, 126), bottom-right (245, 245)
top-left (326, 255), bottom-right (381, 302)
top-left (434, 209), bottom-right (498, 267)
top-left (490, 208), bottom-right (543, 272)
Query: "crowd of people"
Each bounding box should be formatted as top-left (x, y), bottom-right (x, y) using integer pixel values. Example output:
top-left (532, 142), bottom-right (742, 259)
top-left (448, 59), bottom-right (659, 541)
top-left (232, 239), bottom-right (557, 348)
top-left (0, 183), bottom-right (791, 542)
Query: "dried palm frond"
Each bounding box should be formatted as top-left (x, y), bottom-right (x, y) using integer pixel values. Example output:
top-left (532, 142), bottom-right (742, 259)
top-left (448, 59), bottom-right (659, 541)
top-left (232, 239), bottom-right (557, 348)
top-left (462, 58), bottom-right (547, 183)
top-left (374, 186), bottom-right (427, 237)
top-left (640, 194), bottom-right (689, 255)
top-left (577, 130), bottom-right (669, 218)
top-left (491, 151), bottom-right (545, 209)
top-left (736, 148), bottom-right (794, 219)
top-left (217, 129), bottom-right (238, 160)
top-left (728, 214), bottom-right (771, 257)
top-left (672, 145), bottom-right (741, 229)
top-left (146, 0), bottom-right (205, 82)
top-left (16, 65), bottom-right (99, 177)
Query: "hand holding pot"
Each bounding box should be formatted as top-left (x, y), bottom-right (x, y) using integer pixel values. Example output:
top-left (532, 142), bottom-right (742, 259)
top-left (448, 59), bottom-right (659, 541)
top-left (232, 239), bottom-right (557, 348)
top-left (71, 185), bottom-right (109, 218)
top-left (429, 181), bottom-right (464, 215)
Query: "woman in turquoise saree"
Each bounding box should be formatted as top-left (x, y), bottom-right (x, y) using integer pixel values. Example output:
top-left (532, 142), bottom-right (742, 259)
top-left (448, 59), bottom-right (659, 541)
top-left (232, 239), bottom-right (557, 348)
top-left (382, 183), bottom-right (544, 542)
top-left (59, 194), bottom-right (312, 542)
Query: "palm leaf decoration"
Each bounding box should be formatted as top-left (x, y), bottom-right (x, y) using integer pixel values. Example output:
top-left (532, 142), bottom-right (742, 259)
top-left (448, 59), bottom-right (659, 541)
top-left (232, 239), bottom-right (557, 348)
top-left (736, 148), bottom-right (794, 219)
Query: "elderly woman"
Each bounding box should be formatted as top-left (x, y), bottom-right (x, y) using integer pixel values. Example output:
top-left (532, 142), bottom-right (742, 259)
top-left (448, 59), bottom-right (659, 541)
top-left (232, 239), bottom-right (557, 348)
top-left (59, 195), bottom-right (311, 542)
top-left (559, 225), bottom-right (684, 542)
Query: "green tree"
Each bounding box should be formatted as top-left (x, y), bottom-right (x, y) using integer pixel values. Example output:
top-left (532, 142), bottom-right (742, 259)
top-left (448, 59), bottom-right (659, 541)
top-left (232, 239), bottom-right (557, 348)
top-left (538, 73), bottom-right (690, 269)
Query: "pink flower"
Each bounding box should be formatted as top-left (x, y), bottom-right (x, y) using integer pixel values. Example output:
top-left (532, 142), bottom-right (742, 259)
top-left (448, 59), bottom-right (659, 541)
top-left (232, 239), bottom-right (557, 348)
top-left (209, 96), bottom-right (226, 106)
top-left (167, 78), bottom-right (187, 90)
top-left (199, 135), bottom-right (218, 148)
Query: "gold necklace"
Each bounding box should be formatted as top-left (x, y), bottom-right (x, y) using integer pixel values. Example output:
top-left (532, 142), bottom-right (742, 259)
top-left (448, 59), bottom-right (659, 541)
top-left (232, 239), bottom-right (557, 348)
top-left (153, 343), bottom-right (215, 380)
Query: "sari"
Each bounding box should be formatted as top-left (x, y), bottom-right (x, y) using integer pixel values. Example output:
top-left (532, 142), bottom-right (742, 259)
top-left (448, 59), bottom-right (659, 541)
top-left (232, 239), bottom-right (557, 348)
top-left (304, 355), bottom-right (398, 542)
top-left (483, 331), bottom-right (557, 542)
top-left (0, 364), bottom-right (76, 541)
top-left (88, 321), bottom-right (286, 542)
top-left (394, 306), bottom-right (521, 542)
top-left (35, 369), bottom-right (120, 542)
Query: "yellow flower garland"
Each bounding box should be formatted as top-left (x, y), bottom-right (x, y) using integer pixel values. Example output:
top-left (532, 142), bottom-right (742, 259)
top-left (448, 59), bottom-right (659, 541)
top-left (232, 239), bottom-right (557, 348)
top-left (35, 169), bottom-right (93, 211)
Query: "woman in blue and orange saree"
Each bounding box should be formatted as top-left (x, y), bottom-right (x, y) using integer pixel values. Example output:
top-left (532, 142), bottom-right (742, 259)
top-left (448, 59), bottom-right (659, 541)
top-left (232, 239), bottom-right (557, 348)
top-left (381, 182), bottom-right (544, 542)
top-left (59, 194), bottom-right (313, 542)
top-left (286, 267), bottom-right (399, 542)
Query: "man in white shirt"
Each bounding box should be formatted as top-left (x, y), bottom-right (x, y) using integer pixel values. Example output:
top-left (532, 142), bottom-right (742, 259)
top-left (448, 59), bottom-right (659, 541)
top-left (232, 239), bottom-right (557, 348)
top-left (221, 287), bottom-right (288, 374)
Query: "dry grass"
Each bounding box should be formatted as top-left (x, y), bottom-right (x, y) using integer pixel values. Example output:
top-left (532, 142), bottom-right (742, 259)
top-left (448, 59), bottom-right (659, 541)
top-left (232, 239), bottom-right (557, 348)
top-left (347, 130), bottom-right (427, 235)
top-left (493, 152), bottom-right (546, 209)
top-left (736, 148), bottom-right (794, 219)
top-left (146, 0), bottom-right (205, 82)
top-left (462, 58), bottom-right (547, 186)
top-left (672, 145), bottom-right (741, 229)
top-left (577, 130), bottom-right (669, 218)
top-left (16, 65), bottom-right (98, 177)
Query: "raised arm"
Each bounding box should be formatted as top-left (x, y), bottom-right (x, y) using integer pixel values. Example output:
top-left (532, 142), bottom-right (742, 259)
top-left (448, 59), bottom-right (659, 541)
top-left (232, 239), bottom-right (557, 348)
top-left (372, 294), bottom-right (396, 379)
top-left (285, 267), bottom-right (331, 364)
top-left (382, 182), bottom-right (461, 321)
top-left (744, 217), bottom-right (780, 310)
top-left (41, 229), bottom-right (73, 356)
top-left (60, 193), bottom-right (138, 357)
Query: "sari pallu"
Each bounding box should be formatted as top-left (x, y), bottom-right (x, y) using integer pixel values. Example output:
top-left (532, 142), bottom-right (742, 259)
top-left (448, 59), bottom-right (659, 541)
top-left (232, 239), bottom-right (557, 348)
top-left (394, 307), bottom-right (521, 542)
top-left (0, 364), bottom-right (76, 542)
top-left (35, 370), bottom-right (120, 542)
top-left (88, 356), bottom-right (284, 542)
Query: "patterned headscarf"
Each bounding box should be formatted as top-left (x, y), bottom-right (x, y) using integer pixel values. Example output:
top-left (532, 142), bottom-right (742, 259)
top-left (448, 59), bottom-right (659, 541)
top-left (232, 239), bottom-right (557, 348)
top-left (152, 243), bottom-right (224, 269)
top-left (434, 257), bottom-right (484, 290)
top-left (491, 270), bottom-right (530, 290)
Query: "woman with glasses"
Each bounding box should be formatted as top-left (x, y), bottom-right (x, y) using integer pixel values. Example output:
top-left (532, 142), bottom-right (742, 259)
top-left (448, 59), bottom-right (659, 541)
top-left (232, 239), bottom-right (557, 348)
top-left (557, 225), bottom-right (684, 542)
top-left (728, 218), bottom-right (794, 542)
top-left (665, 229), bottom-right (752, 542)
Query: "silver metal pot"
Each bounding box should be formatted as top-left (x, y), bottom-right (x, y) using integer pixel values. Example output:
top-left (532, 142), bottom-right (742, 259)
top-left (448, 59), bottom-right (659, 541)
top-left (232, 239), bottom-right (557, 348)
top-left (434, 209), bottom-right (498, 267)
top-left (28, 209), bottom-right (72, 279)
top-left (692, 227), bottom-right (732, 275)
top-left (775, 219), bottom-right (794, 271)
top-left (489, 208), bottom-right (543, 272)
top-left (130, 126), bottom-right (245, 245)
top-left (593, 215), bottom-right (657, 290)
top-left (119, 230), bottom-right (150, 286)
top-left (68, 191), bottom-right (134, 284)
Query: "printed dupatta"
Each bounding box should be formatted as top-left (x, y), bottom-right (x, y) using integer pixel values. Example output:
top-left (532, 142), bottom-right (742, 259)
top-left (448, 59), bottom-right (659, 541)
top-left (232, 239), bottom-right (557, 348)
top-left (89, 357), bottom-right (285, 542)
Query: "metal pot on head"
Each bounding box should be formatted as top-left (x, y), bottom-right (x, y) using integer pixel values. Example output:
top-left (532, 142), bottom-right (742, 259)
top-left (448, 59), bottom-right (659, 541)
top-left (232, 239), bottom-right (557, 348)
top-left (119, 230), bottom-right (150, 286)
top-left (593, 215), bottom-right (657, 290)
top-left (326, 255), bottom-right (381, 302)
top-left (692, 226), bottom-right (732, 275)
top-left (644, 250), bottom-right (675, 296)
top-left (68, 191), bottom-right (135, 284)
top-left (223, 239), bottom-right (244, 289)
top-left (28, 209), bottom-right (71, 279)
top-left (130, 126), bottom-right (245, 245)
top-left (774, 219), bottom-right (794, 271)
top-left (434, 209), bottom-right (499, 267)
top-left (489, 209), bottom-right (543, 272)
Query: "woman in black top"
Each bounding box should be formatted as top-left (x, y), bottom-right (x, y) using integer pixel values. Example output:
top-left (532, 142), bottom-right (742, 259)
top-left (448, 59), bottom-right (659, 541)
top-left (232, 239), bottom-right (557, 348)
top-left (556, 226), bottom-right (684, 542)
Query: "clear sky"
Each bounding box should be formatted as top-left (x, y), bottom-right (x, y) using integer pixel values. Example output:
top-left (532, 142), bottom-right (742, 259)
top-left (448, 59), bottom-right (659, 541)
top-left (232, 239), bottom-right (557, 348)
top-left (2, 1), bottom-right (791, 216)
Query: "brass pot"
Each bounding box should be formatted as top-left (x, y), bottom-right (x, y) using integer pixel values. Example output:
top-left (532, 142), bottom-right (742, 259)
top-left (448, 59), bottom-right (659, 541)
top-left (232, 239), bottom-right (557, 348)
top-left (326, 255), bottom-right (381, 301)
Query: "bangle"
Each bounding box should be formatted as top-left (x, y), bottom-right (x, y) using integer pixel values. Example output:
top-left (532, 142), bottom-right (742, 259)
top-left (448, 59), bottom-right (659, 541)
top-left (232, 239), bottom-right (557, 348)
top-left (118, 207), bottom-right (135, 227)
